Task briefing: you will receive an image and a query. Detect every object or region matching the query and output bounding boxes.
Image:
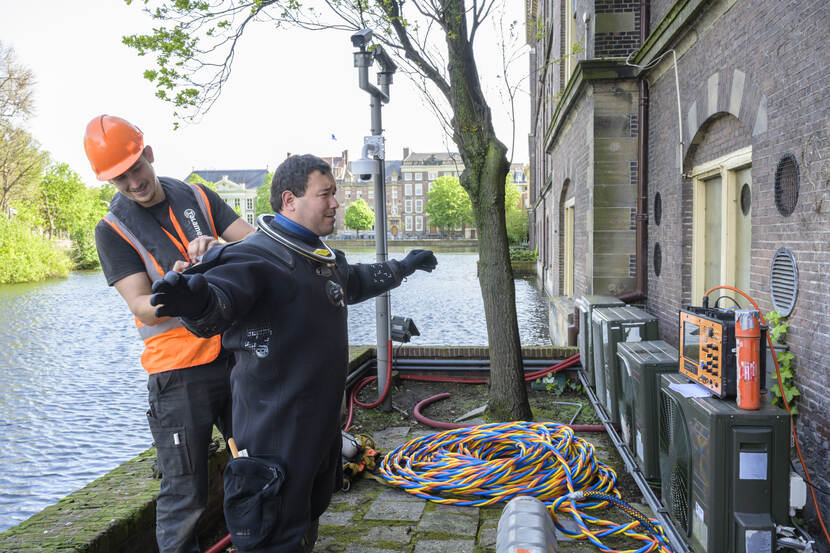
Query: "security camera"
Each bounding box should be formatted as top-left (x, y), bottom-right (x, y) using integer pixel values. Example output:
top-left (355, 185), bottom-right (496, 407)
top-left (351, 29), bottom-right (373, 49)
top-left (352, 157), bottom-right (377, 182)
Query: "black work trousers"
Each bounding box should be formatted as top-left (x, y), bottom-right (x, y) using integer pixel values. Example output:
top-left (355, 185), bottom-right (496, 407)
top-left (146, 355), bottom-right (233, 553)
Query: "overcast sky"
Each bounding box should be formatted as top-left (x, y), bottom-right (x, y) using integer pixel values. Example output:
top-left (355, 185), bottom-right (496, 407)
top-left (0, 0), bottom-right (529, 185)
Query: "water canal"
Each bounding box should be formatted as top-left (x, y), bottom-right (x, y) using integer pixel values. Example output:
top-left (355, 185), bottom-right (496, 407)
top-left (0, 251), bottom-right (550, 530)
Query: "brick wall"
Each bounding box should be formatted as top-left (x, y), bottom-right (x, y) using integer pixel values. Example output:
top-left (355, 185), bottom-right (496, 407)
top-left (645, 0), bottom-right (830, 525)
top-left (594, 0), bottom-right (641, 58)
top-left (649, 0), bottom-right (676, 31)
top-left (547, 91), bottom-right (594, 298)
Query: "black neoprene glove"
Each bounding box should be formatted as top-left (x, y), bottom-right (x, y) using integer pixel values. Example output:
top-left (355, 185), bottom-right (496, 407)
top-left (150, 271), bottom-right (212, 319)
top-left (398, 249), bottom-right (438, 277)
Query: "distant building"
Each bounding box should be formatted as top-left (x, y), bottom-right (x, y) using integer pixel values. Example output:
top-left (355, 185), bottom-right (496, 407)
top-left (187, 151), bottom-right (527, 241)
top-left (335, 156), bottom-right (403, 238)
top-left (400, 149), bottom-right (467, 238)
top-left (510, 162), bottom-right (530, 209)
top-left (184, 169), bottom-right (269, 226)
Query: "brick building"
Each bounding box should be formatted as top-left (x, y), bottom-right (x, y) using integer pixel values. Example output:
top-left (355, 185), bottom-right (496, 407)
top-left (336, 150), bottom-right (527, 239)
top-left (400, 149), bottom-right (468, 238)
top-left (510, 162), bottom-right (531, 210)
top-left (335, 158), bottom-right (403, 237)
top-left (527, 0), bottom-right (829, 531)
top-left (185, 169), bottom-right (269, 226)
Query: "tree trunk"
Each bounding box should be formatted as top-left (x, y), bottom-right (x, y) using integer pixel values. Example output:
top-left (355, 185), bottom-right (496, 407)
top-left (472, 142), bottom-right (530, 420)
top-left (442, 0), bottom-right (531, 421)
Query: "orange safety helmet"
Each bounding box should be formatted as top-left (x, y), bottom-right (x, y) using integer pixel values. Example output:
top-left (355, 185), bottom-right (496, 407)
top-left (83, 115), bottom-right (145, 181)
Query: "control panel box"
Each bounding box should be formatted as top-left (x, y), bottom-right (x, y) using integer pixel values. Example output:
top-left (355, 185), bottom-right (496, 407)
top-left (679, 306), bottom-right (767, 397)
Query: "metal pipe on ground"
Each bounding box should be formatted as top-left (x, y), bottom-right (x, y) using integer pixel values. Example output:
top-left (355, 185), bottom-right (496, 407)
top-left (392, 358), bottom-right (562, 366)
top-left (578, 370), bottom-right (689, 553)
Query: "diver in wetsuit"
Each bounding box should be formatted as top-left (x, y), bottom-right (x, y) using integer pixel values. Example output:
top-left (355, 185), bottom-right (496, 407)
top-left (149, 154), bottom-right (437, 553)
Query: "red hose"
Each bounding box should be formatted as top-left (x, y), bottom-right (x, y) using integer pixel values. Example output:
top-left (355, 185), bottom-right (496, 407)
top-left (412, 392), bottom-right (606, 432)
top-left (347, 353), bottom-right (586, 431)
top-left (345, 340), bottom-right (394, 431)
top-left (202, 533), bottom-right (231, 553)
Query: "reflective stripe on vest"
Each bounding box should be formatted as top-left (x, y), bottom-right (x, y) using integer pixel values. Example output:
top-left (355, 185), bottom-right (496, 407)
top-left (104, 183), bottom-right (222, 373)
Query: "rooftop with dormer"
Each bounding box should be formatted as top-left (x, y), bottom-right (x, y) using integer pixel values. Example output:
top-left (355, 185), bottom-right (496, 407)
top-left (185, 169), bottom-right (269, 189)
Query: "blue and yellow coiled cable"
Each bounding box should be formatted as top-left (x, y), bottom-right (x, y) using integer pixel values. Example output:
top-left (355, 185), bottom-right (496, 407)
top-left (379, 421), bottom-right (673, 553)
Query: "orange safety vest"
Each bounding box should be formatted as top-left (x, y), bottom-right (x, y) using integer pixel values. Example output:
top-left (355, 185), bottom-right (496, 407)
top-left (103, 180), bottom-right (222, 374)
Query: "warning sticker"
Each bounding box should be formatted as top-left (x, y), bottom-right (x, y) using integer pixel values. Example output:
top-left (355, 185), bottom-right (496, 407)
top-left (739, 452), bottom-right (768, 480)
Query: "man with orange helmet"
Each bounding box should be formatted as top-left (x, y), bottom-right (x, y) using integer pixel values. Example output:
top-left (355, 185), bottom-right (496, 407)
top-left (85, 114), bottom-right (254, 553)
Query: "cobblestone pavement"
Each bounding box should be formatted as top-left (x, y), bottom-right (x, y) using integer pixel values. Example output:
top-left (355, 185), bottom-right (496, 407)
top-left (315, 426), bottom-right (641, 553)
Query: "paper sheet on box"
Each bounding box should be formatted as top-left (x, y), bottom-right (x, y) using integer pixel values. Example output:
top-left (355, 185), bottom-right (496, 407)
top-left (668, 382), bottom-right (715, 398)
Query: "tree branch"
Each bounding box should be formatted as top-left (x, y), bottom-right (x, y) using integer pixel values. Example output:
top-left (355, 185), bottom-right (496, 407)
top-left (379, 0), bottom-right (451, 100)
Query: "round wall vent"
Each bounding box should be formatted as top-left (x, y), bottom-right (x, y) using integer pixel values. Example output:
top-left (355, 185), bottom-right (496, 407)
top-left (770, 246), bottom-right (798, 317)
top-left (654, 192), bottom-right (662, 226)
top-left (653, 242), bottom-right (662, 276)
top-left (774, 154), bottom-right (799, 217)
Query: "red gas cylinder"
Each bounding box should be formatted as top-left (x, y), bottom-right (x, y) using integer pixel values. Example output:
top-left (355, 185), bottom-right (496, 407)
top-left (735, 309), bottom-right (761, 410)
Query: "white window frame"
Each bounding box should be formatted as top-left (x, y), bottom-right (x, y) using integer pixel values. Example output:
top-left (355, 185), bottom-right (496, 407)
top-left (356, 190), bottom-right (362, 199)
top-left (405, 199), bottom-right (413, 213)
top-left (405, 172), bottom-right (413, 181)
top-left (564, 7), bottom-right (578, 83)
top-left (404, 182), bottom-right (412, 195)
top-left (428, 171), bottom-right (437, 180)
top-left (414, 172), bottom-right (423, 180)
top-left (405, 216), bottom-right (413, 231)
top-left (415, 182), bottom-right (423, 195)
top-left (415, 216), bottom-right (423, 231)
top-left (415, 199), bottom-right (423, 213)
top-left (691, 146), bottom-right (753, 303)
top-left (246, 197), bottom-right (253, 211)
top-left (345, 189), bottom-right (351, 199)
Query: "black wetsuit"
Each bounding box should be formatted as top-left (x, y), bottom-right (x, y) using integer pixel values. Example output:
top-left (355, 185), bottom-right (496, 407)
top-left (180, 216), bottom-right (407, 552)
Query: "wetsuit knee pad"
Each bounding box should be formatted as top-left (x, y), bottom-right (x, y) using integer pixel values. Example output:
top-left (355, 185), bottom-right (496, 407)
top-left (223, 456), bottom-right (285, 549)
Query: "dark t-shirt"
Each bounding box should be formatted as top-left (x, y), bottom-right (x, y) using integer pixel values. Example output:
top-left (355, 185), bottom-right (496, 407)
top-left (95, 182), bottom-right (240, 286)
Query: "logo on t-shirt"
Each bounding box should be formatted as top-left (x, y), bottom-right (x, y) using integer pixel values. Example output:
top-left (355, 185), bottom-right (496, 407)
top-left (183, 208), bottom-right (203, 236)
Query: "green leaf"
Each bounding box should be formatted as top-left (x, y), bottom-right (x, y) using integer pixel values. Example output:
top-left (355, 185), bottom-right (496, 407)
top-left (775, 352), bottom-right (795, 370)
top-left (776, 366), bottom-right (793, 380)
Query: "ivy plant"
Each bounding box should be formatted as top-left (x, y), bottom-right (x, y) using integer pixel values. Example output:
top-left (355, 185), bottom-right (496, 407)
top-left (765, 310), bottom-right (799, 415)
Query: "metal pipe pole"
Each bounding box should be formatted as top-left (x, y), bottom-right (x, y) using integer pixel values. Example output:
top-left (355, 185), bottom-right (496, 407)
top-left (370, 94), bottom-right (392, 411)
top-left (354, 37), bottom-right (395, 410)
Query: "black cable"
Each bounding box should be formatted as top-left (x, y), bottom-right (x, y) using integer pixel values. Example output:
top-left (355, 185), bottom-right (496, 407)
top-left (391, 341), bottom-right (405, 371)
top-left (791, 459), bottom-right (830, 496)
top-left (712, 295), bottom-right (741, 308)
